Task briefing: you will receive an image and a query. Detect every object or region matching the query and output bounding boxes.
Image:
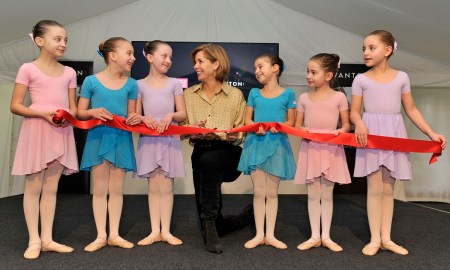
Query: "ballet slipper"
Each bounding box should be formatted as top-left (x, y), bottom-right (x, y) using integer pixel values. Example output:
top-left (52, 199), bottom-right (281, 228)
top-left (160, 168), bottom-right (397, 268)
top-left (24, 243), bottom-right (41, 260)
top-left (362, 241), bottom-right (381, 256)
top-left (161, 233), bottom-right (183, 246)
top-left (41, 241), bottom-right (74, 253)
top-left (321, 239), bottom-right (343, 252)
top-left (381, 241), bottom-right (408, 255)
top-left (297, 238), bottom-right (321, 250)
top-left (107, 236), bottom-right (134, 249)
top-left (137, 233), bottom-right (161, 246)
top-left (84, 237), bottom-right (107, 252)
top-left (264, 237), bottom-right (287, 249)
top-left (244, 236), bottom-right (265, 249)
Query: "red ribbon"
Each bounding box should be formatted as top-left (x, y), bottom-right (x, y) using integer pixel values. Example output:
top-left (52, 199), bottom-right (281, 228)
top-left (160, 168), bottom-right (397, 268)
top-left (54, 109), bottom-right (442, 164)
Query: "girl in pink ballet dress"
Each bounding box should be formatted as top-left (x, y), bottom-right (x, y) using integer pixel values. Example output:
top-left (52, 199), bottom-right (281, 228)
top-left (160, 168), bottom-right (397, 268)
top-left (295, 53), bottom-right (351, 252)
top-left (135, 40), bottom-right (186, 246)
top-left (10, 20), bottom-right (78, 259)
top-left (350, 30), bottom-right (446, 256)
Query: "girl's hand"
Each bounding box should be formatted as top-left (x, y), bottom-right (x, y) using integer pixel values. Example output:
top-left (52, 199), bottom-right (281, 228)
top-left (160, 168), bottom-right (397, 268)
top-left (42, 111), bottom-right (60, 126)
top-left (157, 113), bottom-right (174, 133)
top-left (90, 108), bottom-right (113, 121)
top-left (354, 122), bottom-right (368, 147)
top-left (269, 127), bottom-right (278, 134)
top-left (142, 115), bottom-right (157, 129)
top-left (255, 126), bottom-right (266, 135)
top-left (125, 113), bottom-right (142, 126)
top-left (429, 133), bottom-right (447, 150)
top-left (59, 120), bottom-right (71, 127)
top-left (334, 128), bottom-right (345, 136)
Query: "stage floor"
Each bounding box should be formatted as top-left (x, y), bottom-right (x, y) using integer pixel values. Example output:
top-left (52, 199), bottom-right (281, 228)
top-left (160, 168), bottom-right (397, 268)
top-left (1, 194), bottom-right (449, 269)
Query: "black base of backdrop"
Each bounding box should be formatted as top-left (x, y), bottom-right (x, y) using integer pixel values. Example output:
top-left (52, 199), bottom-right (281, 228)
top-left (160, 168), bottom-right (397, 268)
top-left (334, 146), bottom-right (367, 194)
top-left (57, 60), bottom-right (93, 194)
top-left (58, 128), bottom-right (90, 194)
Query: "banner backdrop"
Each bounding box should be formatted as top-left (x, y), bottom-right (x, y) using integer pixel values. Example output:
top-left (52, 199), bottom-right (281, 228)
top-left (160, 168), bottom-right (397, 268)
top-left (57, 60), bottom-right (93, 194)
top-left (336, 64), bottom-right (370, 87)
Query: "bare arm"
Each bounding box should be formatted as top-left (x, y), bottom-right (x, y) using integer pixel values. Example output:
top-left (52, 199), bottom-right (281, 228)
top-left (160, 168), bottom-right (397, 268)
top-left (336, 110), bottom-right (350, 135)
top-left (294, 110), bottom-right (304, 129)
top-left (244, 106), bottom-right (254, 125)
top-left (76, 97), bottom-right (113, 121)
top-left (68, 87), bottom-right (77, 117)
top-left (284, 108), bottom-right (295, 127)
top-left (10, 83), bottom-right (56, 125)
top-left (402, 92), bottom-right (446, 148)
top-left (136, 97), bottom-right (143, 115)
top-left (126, 99), bottom-right (142, 126)
top-left (172, 94), bottom-right (187, 123)
top-left (350, 95), bottom-right (368, 146)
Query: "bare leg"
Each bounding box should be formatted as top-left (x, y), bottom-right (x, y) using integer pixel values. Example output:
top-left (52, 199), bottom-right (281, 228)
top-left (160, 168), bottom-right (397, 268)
top-left (264, 173), bottom-right (286, 249)
top-left (244, 169), bottom-right (266, 248)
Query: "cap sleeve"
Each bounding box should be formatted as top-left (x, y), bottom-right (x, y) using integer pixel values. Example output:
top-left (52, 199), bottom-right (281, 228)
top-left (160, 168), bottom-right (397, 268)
top-left (80, 76), bottom-right (94, 99)
top-left (296, 93), bottom-right (306, 112)
top-left (351, 74), bottom-right (364, 96)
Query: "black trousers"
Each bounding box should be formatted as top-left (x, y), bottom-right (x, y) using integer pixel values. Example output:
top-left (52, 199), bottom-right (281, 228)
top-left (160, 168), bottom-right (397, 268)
top-left (191, 140), bottom-right (243, 235)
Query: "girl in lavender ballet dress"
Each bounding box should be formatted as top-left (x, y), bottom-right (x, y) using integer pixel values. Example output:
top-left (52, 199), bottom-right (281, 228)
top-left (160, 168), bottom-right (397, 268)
top-left (350, 30), bottom-right (446, 256)
top-left (10, 20), bottom-right (78, 259)
top-left (295, 53), bottom-right (351, 253)
top-left (135, 40), bottom-right (186, 246)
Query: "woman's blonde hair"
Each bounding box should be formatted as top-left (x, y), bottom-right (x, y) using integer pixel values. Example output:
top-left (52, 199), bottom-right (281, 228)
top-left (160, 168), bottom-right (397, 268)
top-left (191, 44), bottom-right (230, 82)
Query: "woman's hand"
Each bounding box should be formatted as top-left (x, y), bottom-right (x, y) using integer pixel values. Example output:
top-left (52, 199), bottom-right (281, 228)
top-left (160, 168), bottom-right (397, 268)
top-left (89, 108), bottom-right (113, 121)
top-left (189, 120), bottom-right (207, 140)
top-left (226, 132), bottom-right (239, 142)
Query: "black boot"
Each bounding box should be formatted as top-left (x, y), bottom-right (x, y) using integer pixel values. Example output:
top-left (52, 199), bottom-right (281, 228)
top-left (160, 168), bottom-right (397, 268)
top-left (199, 173), bottom-right (223, 253)
top-left (203, 219), bottom-right (222, 254)
top-left (217, 203), bottom-right (254, 236)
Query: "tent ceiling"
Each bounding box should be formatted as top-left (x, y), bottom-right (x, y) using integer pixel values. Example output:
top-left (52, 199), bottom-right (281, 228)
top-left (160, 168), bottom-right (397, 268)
top-left (0, 0), bottom-right (139, 44)
top-left (270, 0), bottom-right (450, 65)
top-left (0, 0), bottom-right (449, 66)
